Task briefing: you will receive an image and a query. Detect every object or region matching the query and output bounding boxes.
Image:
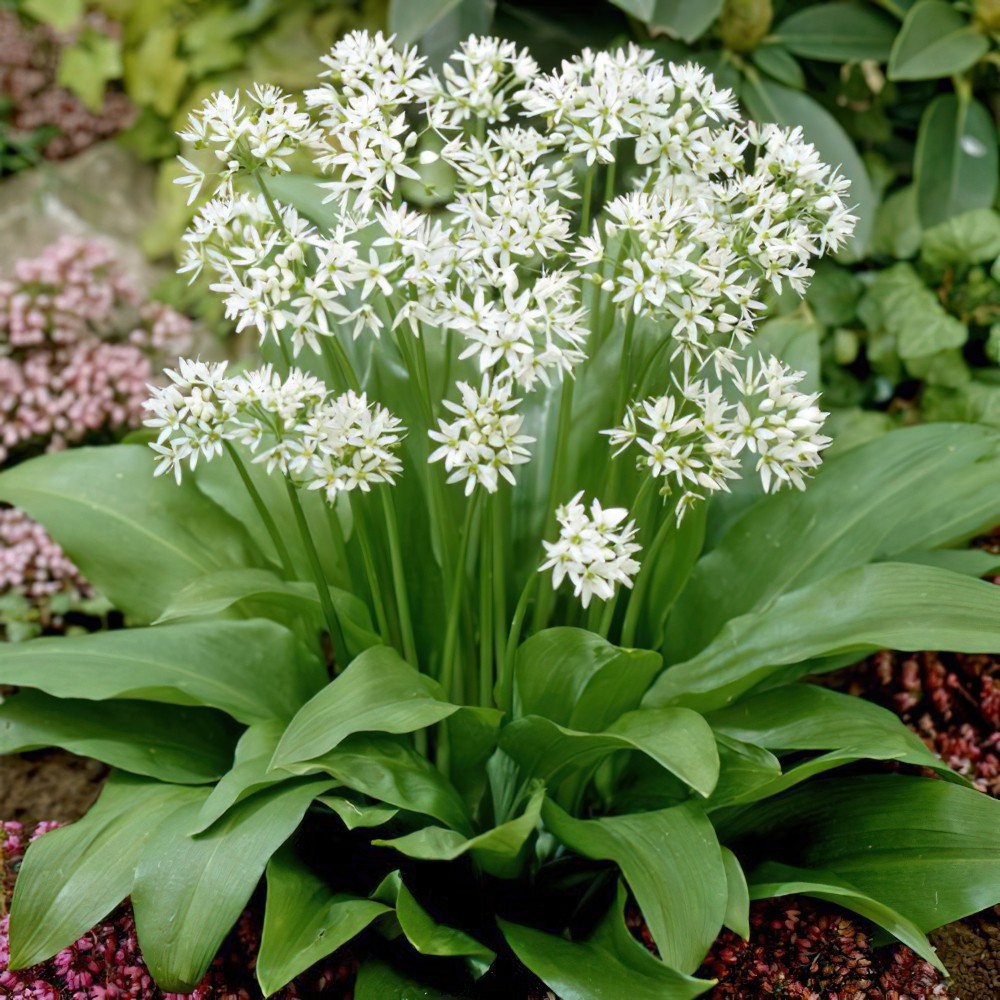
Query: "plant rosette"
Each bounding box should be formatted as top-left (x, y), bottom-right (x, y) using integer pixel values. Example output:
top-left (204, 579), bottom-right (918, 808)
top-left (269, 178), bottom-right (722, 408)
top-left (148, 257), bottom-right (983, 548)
top-left (1, 31), bottom-right (999, 999)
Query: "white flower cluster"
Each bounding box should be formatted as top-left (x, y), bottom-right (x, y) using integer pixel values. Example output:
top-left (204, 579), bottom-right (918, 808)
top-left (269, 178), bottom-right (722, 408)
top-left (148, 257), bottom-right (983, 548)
top-left (540, 492), bottom-right (641, 608)
top-left (606, 357), bottom-right (830, 519)
top-left (175, 85), bottom-right (322, 204)
top-left (429, 377), bottom-right (534, 495)
top-left (143, 360), bottom-right (403, 500)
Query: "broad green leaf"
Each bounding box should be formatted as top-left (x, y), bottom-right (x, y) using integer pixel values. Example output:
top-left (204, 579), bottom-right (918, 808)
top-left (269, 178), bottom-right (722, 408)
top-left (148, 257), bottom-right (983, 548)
top-left (894, 546), bottom-right (1000, 577)
top-left (22, 0), bottom-right (83, 30)
top-left (705, 684), bottom-right (948, 767)
top-left (653, 563), bottom-right (1000, 712)
top-left (750, 46), bottom-right (805, 89)
top-left (720, 775), bottom-right (1000, 931)
top-left (748, 863), bottom-right (943, 969)
top-left (319, 794), bottom-right (399, 830)
top-left (445, 705), bottom-right (503, 809)
top-left (373, 871), bottom-right (494, 964)
top-left (500, 885), bottom-right (712, 1000)
top-left (156, 568), bottom-right (381, 656)
top-left (57, 29), bottom-right (122, 111)
top-left (858, 262), bottom-right (968, 359)
top-left (123, 24), bottom-right (187, 115)
top-left (271, 646), bottom-right (458, 769)
top-left (191, 722), bottom-right (289, 833)
top-left (647, 0), bottom-right (724, 42)
top-left (132, 778), bottom-right (335, 991)
top-left (354, 958), bottom-right (457, 999)
top-left (921, 208), bottom-right (1000, 269)
top-left (0, 620), bottom-right (322, 725)
top-left (741, 77), bottom-right (874, 258)
top-left (0, 689), bottom-right (239, 785)
top-left (668, 423), bottom-right (1000, 661)
top-left (721, 847), bottom-right (750, 940)
top-left (914, 95), bottom-right (998, 229)
top-left (872, 185), bottom-right (922, 259)
top-left (501, 708), bottom-right (719, 797)
top-left (388, 0), bottom-right (484, 44)
top-left (287, 734), bottom-right (472, 835)
top-left (258, 847), bottom-right (389, 997)
top-left (888, 0), bottom-right (988, 79)
top-left (704, 734), bottom-right (782, 811)
top-left (515, 628), bottom-right (661, 731)
top-left (8, 775), bottom-right (198, 969)
top-left (0, 446), bottom-right (263, 623)
top-left (771, 4), bottom-right (897, 61)
top-left (374, 783), bottom-right (544, 878)
top-left (543, 799), bottom-right (727, 974)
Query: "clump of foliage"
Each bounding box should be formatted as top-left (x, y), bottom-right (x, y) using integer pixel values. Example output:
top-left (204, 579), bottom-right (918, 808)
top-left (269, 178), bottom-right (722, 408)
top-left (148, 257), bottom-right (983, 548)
top-left (0, 32), bottom-right (999, 1000)
top-left (0, 5), bottom-right (133, 174)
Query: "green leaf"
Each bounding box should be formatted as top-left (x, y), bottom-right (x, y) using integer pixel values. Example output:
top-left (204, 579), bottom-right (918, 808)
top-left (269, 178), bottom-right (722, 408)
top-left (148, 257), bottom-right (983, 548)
top-left (22, 0), bottom-right (83, 30)
top-left (271, 646), bottom-right (458, 769)
top-left (914, 95), bottom-right (998, 229)
top-left (894, 546), bottom-right (1000, 577)
top-left (373, 871), bottom-right (494, 964)
top-left (0, 446), bottom-right (263, 623)
top-left (57, 29), bottom-right (122, 111)
top-left (445, 705), bottom-right (503, 810)
top-left (355, 958), bottom-right (457, 999)
top-left (258, 847), bottom-right (390, 997)
top-left (132, 778), bottom-right (335, 992)
top-left (705, 734), bottom-right (783, 811)
top-left (191, 722), bottom-right (289, 834)
top-left (646, 0), bottom-right (724, 42)
top-left (0, 689), bottom-right (239, 785)
top-left (543, 799), bottom-right (727, 974)
top-left (500, 885), bottom-right (712, 999)
top-left (374, 783), bottom-right (544, 878)
top-left (156, 568), bottom-right (381, 657)
top-left (858, 262), bottom-right (967, 359)
top-left (873, 185), bottom-right (922, 259)
top-left (888, 0), bottom-right (988, 79)
top-left (705, 684), bottom-right (954, 776)
top-left (921, 208), bottom-right (1000, 269)
top-left (771, 4), bottom-right (897, 61)
top-left (319, 794), bottom-right (399, 830)
top-left (500, 708), bottom-right (719, 797)
top-left (668, 423), bottom-right (1000, 661)
top-left (652, 563), bottom-right (1000, 712)
top-left (750, 46), bottom-right (805, 89)
top-left (287, 733), bottom-right (472, 835)
top-left (741, 77), bottom-right (874, 258)
top-left (515, 628), bottom-right (662, 731)
top-left (124, 24), bottom-right (187, 116)
top-left (8, 775), bottom-right (198, 969)
top-left (0, 620), bottom-right (322, 725)
top-left (747, 863), bottom-right (943, 970)
top-left (720, 847), bottom-right (750, 940)
top-left (721, 775), bottom-right (1000, 931)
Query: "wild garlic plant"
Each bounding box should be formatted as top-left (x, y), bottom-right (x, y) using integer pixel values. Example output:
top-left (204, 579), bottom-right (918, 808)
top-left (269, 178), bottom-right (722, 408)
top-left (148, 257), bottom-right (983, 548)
top-left (150, 30), bottom-right (854, 716)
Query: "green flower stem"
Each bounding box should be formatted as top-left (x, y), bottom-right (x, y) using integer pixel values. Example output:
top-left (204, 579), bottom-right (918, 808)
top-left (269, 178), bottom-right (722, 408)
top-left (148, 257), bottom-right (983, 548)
top-left (614, 308), bottom-right (637, 422)
top-left (380, 489), bottom-right (419, 669)
top-left (253, 168), bottom-right (285, 231)
top-left (324, 500), bottom-right (354, 592)
top-left (492, 489), bottom-right (508, 693)
top-left (603, 159), bottom-right (617, 206)
top-left (619, 503), bottom-right (672, 649)
top-left (533, 374), bottom-right (575, 631)
top-left (500, 571), bottom-right (538, 715)
top-left (350, 497), bottom-right (392, 644)
top-left (440, 496), bottom-right (479, 699)
top-left (284, 477), bottom-right (347, 669)
top-left (579, 165), bottom-right (595, 235)
top-left (596, 592), bottom-right (619, 639)
top-left (320, 335), bottom-right (361, 393)
top-left (223, 442), bottom-right (294, 577)
top-left (479, 500), bottom-right (494, 708)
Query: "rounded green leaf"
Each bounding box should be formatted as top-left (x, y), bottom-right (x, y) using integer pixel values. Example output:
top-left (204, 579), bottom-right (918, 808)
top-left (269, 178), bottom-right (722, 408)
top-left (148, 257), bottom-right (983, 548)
top-left (914, 94), bottom-right (998, 229)
top-left (888, 0), bottom-right (989, 80)
top-left (771, 4), bottom-right (897, 62)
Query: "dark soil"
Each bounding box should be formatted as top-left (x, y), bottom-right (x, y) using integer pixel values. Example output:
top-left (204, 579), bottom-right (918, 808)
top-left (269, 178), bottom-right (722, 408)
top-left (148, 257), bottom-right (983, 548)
top-left (0, 749), bottom-right (106, 824)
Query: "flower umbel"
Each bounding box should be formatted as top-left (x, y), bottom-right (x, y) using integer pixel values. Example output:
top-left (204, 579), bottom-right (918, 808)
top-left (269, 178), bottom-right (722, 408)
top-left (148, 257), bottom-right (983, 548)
top-left (540, 492), bottom-right (641, 608)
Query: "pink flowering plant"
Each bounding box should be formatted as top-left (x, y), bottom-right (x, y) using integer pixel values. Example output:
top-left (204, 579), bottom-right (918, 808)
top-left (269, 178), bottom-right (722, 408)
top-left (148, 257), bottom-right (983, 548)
top-left (1, 32), bottom-right (1000, 998)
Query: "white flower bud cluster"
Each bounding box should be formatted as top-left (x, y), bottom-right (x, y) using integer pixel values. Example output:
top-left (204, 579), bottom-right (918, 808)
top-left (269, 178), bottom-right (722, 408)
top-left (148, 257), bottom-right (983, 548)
top-left (605, 357), bottom-right (830, 519)
top-left (540, 492), bottom-right (641, 608)
top-left (143, 361), bottom-right (403, 500)
top-left (428, 376), bottom-right (534, 495)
